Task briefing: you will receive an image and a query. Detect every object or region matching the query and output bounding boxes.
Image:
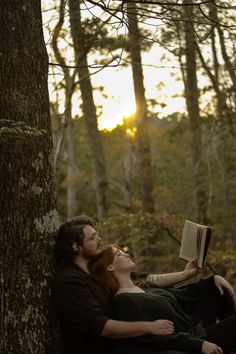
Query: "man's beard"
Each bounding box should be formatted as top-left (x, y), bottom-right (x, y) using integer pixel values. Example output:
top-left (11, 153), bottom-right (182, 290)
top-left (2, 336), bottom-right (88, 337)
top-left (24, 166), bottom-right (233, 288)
top-left (81, 245), bottom-right (103, 260)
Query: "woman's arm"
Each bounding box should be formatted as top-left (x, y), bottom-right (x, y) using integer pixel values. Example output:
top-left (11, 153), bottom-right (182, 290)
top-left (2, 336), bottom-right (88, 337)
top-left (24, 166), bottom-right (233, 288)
top-left (139, 333), bottom-right (223, 354)
top-left (147, 260), bottom-right (199, 288)
top-left (214, 275), bottom-right (235, 301)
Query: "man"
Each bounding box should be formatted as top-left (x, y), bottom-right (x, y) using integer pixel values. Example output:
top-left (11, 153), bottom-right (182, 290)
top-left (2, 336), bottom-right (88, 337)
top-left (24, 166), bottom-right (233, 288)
top-left (52, 215), bottom-right (234, 354)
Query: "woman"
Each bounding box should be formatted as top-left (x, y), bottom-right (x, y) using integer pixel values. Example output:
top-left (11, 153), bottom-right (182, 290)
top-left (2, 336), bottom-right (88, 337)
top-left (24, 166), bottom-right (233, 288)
top-left (89, 246), bottom-right (236, 354)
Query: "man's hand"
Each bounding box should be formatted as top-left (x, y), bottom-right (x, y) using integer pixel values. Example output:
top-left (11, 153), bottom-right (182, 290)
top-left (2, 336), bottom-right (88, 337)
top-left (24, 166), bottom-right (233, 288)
top-left (150, 319), bottom-right (174, 335)
top-left (214, 275), bottom-right (235, 301)
top-left (202, 341), bottom-right (223, 354)
top-left (183, 260), bottom-right (200, 279)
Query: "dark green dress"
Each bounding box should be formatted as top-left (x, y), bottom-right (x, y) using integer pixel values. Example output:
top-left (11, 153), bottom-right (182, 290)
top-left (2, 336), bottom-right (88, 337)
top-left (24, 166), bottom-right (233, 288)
top-left (111, 276), bottom-right (217, 352)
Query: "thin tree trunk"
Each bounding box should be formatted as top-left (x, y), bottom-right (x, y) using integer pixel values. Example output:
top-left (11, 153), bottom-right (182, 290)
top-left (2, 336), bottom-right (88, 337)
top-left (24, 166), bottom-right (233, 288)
top-left (196, 41), bottom-right (232, 242)
top-left (0, 1), bottom-right (57, 352)
top-left (52, 0), bottom-right (78, 218)
top-left (209, 4), bottom-right (236, 100)
top-left (196, 36), bottom-right (234, 131)
top-left (52, 0), bottom-right (69, 173)
top-left (184, 0), bottom-right (208, 224)
top-left (122, 151), bottom-right (134, 211)
top-left (66, 100), bottom-right (78, 218)
top-left (196, 8), bottom-right (236, 245)
top-left (127, 2), bottom-right (155, 213)
top-left (69, 0), bottom-right (109, 220)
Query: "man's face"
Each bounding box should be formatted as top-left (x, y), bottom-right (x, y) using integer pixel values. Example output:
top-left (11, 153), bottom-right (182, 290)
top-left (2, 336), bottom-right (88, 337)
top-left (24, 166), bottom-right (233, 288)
top-left (81, 225), bottom-right (102, 259)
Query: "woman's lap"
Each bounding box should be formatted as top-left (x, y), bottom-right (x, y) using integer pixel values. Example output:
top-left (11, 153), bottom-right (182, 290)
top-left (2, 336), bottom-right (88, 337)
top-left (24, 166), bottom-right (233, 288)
top-left (187, 287), bottom-right (235, 327)
top-left (206, 313), bottom-right (236, 354)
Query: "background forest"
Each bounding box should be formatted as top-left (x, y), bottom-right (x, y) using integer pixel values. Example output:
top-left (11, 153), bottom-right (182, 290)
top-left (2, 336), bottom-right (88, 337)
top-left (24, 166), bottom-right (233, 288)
top-left (44, 0), bottom-right (236, 279)
top-left (1, 1), bottom-right (236, 353)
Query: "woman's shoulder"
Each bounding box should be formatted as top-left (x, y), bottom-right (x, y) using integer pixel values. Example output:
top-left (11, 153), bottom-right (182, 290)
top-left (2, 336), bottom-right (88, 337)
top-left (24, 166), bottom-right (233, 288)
top-left (112, 291), bottom-right (145, 303)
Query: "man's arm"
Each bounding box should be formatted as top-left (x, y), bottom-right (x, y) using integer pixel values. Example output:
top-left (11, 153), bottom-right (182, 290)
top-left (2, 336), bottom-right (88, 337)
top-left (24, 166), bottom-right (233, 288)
top-left (53, 272), bottom-right (173, 339)
top-left (147, 260), bottom-right (199, 288)
top-left (101, 319), bottom-right (174, 338)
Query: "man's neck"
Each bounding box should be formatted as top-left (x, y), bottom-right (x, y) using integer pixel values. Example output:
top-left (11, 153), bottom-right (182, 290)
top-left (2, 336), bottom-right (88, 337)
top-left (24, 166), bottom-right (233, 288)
top-left (74, 256), bottom-right (89, 273)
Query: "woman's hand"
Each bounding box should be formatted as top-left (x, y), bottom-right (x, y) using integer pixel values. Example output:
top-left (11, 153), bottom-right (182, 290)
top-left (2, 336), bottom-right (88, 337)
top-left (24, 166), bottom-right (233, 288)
top-left (183, 260), bottom-right (200, 279)
top-left (151, 319), bottom-right (174, 335)
top-left (214, 275), bottom-right (235, 301)
top-left (202, 341), bottom-right (223, 354)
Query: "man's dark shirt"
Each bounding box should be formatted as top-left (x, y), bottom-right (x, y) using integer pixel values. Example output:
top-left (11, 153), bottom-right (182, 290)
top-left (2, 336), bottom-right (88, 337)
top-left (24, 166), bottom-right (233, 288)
top-left (52, 263), bottom-right (110, 354)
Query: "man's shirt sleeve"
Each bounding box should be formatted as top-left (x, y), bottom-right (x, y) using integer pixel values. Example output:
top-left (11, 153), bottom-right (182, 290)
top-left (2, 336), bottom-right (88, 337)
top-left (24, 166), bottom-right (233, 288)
top-left (53, 277), bottom-right (109, 339)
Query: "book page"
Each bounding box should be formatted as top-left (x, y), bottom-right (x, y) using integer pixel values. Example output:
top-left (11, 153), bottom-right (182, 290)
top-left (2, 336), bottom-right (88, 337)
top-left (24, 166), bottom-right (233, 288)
top-left (179, 220), bottom-right (198, 261)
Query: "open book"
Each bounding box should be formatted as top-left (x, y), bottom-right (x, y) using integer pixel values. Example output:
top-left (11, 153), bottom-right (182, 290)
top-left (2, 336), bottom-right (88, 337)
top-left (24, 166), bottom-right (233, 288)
top-left (179, 220), bottom-right (212, 268)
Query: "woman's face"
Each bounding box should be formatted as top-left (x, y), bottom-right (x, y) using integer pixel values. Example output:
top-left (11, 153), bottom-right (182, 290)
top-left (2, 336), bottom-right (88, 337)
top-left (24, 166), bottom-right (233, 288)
top-left (108, 246), bottom-right (135, 273)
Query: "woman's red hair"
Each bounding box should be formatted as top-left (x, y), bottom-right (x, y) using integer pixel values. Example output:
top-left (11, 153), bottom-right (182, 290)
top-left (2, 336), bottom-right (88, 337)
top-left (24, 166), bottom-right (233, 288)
top-left (88, 245), bottom-right (120, 295)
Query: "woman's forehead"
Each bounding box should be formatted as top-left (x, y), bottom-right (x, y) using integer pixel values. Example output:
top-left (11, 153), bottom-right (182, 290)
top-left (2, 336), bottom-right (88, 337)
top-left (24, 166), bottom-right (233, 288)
top-left (111, 246), bottom-right (118, 253)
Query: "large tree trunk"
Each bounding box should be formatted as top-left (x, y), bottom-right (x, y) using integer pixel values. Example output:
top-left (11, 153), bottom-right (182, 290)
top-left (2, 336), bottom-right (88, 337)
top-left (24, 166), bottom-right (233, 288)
top-left (184, 1), bottom-right (208, 224)
top-left (127, 2), bottom-right (155, 213)
top-left (69, 0), bottom-right (109, 220)
top-left (0, 1), bottom-right (57, 353)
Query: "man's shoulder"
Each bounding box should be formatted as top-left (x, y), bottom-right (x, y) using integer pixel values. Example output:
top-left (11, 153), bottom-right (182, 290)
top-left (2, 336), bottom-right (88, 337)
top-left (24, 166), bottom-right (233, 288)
top-left (52, 264), bottom-right (110, 307)
top-left (53, 264), bottom-right (89, 285)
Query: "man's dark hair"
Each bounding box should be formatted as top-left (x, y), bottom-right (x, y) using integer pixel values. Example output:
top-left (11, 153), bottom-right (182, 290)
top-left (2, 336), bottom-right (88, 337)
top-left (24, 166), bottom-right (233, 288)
top-left (53, 215), bottom-right (95, 268)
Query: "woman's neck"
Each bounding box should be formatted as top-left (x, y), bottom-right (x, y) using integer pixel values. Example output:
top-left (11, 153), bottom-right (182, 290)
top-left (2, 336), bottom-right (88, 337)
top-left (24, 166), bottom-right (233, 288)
top-left (115, 272), bottom-right (145, 294)
top-left (116, 272), bottom-right (134, 287)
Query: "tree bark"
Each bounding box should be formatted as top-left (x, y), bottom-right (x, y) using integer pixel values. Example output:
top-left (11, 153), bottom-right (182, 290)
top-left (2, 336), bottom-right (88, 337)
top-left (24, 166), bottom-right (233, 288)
top-left (69, 0), bottom-right (109, 220)
top-left (0, 1), bottom-right (57, 353)
top-left (127, 2), bottom-right (155, 213)
top-left (184, 0), bottom-right (208, 224)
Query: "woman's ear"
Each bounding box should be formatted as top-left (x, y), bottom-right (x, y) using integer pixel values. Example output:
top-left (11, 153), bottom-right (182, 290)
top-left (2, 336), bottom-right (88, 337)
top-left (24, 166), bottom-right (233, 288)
top-left (107, 264), bottom-right (114, 272)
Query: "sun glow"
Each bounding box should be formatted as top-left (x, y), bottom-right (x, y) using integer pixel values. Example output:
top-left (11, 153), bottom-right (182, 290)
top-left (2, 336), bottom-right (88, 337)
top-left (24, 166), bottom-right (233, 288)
top-left (43, 2), bottom-right (187, 133)
top-left (98, 98), bottom-right (136, 131)
top-left (126, 127), bottom-right (137, 138)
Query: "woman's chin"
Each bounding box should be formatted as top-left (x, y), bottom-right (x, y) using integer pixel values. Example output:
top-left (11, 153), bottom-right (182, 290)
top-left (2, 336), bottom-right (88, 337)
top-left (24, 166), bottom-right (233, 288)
top-left (129, 261), bottom-right (136, 269)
